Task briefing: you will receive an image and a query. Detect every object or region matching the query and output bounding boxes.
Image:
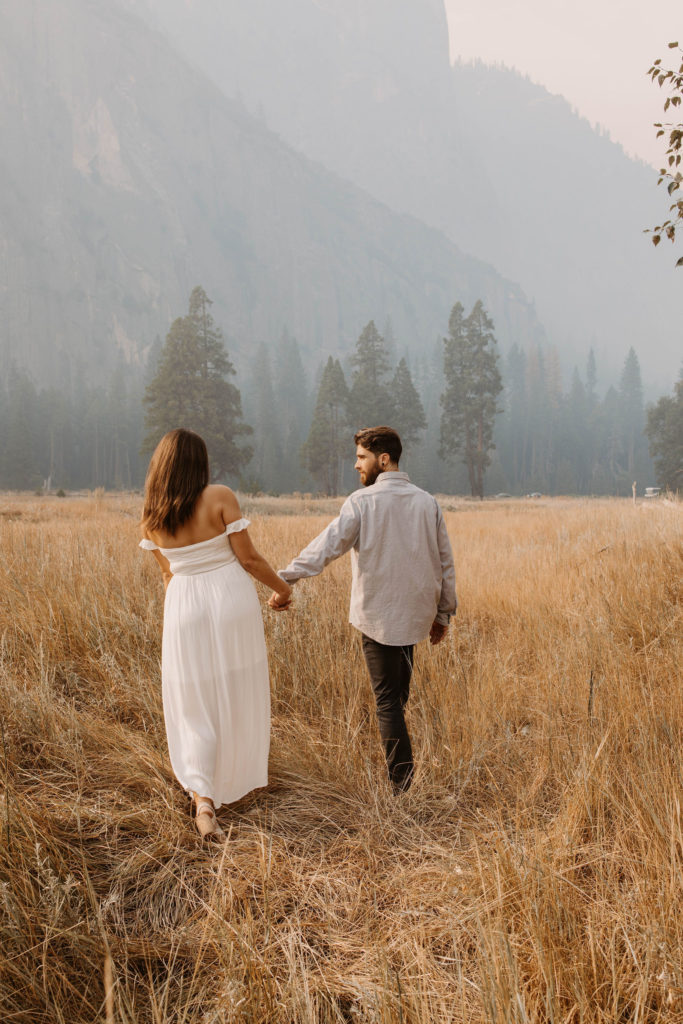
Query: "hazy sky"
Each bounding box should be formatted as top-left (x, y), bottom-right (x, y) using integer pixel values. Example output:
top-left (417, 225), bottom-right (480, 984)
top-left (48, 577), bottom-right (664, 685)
top-left (444, 0), bottom-right (681, 167)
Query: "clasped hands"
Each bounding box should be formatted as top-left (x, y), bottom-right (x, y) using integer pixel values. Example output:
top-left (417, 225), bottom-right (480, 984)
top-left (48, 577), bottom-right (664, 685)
top-left (268, 586), bottom-right (292, 611)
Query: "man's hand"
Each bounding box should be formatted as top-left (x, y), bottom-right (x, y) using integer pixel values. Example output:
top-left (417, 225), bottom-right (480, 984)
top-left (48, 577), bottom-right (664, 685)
top-left (268, 590), bottom-right (292, 611)
top-left (429, 620), bottom-right (448, 645)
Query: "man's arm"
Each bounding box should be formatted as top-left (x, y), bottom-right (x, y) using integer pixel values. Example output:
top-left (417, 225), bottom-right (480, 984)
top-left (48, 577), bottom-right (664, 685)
top-left (434, 505), bottom-right (457, 628)
top-left (270, 498), bottom-right (361, 602)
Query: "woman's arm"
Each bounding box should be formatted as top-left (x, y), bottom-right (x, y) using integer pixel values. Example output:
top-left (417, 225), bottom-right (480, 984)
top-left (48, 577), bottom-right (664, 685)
top-left (228, 528), bottom-right (292, 606)
top-left (209, 487), bottom-right (291, 607)
top-left (140, 523), bottom-right (173, 590)
top-left (151, 548), bottom-right (173, 591)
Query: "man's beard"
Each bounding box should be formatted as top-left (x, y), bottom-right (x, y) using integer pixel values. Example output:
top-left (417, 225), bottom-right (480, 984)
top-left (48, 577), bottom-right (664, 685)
top-left (362, 460), bottom-right (383, 487)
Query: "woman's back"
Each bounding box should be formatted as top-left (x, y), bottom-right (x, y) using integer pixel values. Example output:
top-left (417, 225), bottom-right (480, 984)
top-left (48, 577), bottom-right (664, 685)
top-left (146, 484), bottom-right (240, 549)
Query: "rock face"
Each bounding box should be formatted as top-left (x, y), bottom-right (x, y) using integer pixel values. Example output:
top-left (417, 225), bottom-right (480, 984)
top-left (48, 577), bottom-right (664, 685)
top-left (135, 0), bottom-right (681, 383)
top-left (133, 0), bottom-right (489, 267)
top-left (0, 0), bottom-right (543, 385)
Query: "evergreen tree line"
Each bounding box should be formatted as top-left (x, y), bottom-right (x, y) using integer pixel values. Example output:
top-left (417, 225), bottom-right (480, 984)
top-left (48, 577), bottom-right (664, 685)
top-left (0, 362), bottom-right (145, 491)
top-left (1, 287), bottom-right (680, 495)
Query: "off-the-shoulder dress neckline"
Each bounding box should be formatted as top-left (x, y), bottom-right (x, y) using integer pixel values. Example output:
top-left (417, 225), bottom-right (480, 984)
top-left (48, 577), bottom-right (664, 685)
top-left (141, 518), bottom-right (250, 552)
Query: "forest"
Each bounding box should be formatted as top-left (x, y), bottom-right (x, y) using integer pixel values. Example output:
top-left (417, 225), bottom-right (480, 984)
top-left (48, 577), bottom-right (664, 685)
top-left (0, 288), bottom-right (678, 498)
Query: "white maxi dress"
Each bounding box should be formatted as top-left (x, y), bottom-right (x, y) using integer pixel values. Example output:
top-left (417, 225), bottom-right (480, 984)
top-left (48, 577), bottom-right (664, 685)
top-left (140, 519), bottom-right (270, 808)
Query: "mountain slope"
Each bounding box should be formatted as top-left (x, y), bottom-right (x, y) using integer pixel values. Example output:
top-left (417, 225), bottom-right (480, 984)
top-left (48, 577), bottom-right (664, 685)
top-left (0, 0), bottom-right (543, 385)
top-left (134, 0), bottom-right (681, 384)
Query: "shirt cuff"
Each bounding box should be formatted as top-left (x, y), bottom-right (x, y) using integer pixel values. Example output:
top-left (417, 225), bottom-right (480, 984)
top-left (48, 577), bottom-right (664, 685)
top-left (434, 611), bottom-right (452, 626)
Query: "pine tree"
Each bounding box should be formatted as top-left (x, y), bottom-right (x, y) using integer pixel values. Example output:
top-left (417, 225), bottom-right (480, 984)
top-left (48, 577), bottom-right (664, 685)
top-left (597, 385), bottom-right (622, 491)
top-left (142, 286), bottom-right (252, 479)
top-left (586, 348), bottom-right (598, 413)
top-left (524, 345), bottom-right (554, 491)
top-left (440, 301), bottom-right (503, 498)
top-left (382, 316), bottom-right (397, 365)
top-left (274, 331), bottom-right (312, 489)
top-left (497, 343), bottom-right (527, 492)
top-left (243, 343), bottom-right (285, 493)
top-left (302, 357), bottom-right (350, 495)
top-left (348, 321), bottom-right (395, 429)
top-left (555, 368), bottom-right (588, 494)
top-left (391, 358), bottom-right (426, 450)
top-left (645, 374), bottom-right (683, 490)
top-left (618, 347), bottom-right (646, 481)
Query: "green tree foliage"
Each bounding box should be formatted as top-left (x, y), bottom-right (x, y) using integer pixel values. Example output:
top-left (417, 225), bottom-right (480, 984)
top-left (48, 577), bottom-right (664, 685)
top-left (241, 332), bottom-right (313, 493)
top-left (645, 375), bottom-right (683, 489)
top-left (618, 347), bottom-right (648, 481)
top-left (302, 357), bottom-right (350, 495)
top-left (648, 42), bottom-right (683, 265)
top-left (408, 339), bottom-right (464, 493)
top-left (274, 331), bottom-right (312, 489)
top-left (242, 343), bottom-right (283, 493)
top-left (142, 286), bottom-right (252, 478)
top-left (495, 344), bottom-right (524, 492)
top-left (391, 358), bottom-right (426, 450)
top-left (348, 321), bottom-right (395, 429)
top-left (440, 300), bottom-right (503, 499)
top-left (586, 348), bottom-right (598, 412)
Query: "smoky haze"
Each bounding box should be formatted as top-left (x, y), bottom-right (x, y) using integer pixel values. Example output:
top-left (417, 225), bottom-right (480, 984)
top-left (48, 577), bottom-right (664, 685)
top-left (0, 0), bottom-right (679, 496)
top-left (132, 0), bottom-right (681, 389)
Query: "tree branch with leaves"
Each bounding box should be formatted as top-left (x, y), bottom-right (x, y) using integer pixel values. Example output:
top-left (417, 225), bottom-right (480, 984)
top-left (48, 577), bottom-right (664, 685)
top-left (648, 41), bottom-right (683, 266)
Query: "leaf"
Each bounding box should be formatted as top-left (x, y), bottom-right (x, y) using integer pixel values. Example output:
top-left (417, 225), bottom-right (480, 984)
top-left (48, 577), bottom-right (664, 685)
top-left (668, 180), bottom-right (679, 194)
top-left (676, 256), bottom-right (683, 267)
top-left (668, 41), bottom-right (679, 48)
top-left (653, 235), bottom-right (661, 246)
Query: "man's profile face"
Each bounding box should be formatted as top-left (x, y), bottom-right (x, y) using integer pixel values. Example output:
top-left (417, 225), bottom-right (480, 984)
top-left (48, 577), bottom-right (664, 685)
top-left (354, 444), bottom-right (384, 487)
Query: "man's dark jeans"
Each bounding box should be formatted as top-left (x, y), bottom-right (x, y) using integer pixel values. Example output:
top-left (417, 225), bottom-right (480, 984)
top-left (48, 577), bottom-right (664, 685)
top-left (361, 634), bottom-right (415, 792)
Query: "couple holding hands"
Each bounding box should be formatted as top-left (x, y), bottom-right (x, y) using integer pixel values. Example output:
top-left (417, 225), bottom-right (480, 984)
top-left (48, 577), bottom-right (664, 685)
top-left (140, 426), bottom-right (456, 839)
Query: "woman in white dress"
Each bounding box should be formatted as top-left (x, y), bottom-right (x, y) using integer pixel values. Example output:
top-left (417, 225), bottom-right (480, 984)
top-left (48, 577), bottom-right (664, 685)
top-left (139, 429), bottom-right (292, 839)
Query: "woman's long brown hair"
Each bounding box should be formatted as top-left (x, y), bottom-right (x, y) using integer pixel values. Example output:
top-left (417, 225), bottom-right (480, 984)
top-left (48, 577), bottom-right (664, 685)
top-left (141, 429), bottom-right (209, 536)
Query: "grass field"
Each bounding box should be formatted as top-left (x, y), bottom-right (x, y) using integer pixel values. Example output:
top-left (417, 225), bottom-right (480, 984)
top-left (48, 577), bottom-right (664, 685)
top-left (0, 493), bottom-right (681, 1023)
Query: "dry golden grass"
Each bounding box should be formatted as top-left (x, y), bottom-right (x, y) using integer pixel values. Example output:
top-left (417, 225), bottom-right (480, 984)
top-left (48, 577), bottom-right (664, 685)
top-left (0, 492), bottom-right (681, 1023)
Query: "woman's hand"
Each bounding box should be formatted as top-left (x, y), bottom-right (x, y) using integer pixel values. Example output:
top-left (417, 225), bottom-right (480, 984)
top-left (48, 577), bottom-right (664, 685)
top-left (268, 586), bottom-right (292, 611)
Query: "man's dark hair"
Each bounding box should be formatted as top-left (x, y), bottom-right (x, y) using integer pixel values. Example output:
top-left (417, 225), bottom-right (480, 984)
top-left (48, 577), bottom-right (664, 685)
top-left (354, 426), bottom-right (402, 464)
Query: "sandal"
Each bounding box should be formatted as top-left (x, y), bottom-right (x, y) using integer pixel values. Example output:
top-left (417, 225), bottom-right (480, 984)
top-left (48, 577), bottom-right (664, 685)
top-left (193, 797), bottom-right (225, 840)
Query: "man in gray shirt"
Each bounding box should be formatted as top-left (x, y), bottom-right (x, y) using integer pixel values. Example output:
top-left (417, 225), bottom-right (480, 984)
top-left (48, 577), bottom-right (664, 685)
top-left (269, 426), bottom-right (457, 792)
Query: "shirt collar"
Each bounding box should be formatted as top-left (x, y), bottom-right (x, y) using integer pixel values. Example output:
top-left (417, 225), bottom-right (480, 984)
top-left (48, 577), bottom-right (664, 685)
top-left (373, 471), bottom-right (411, 485)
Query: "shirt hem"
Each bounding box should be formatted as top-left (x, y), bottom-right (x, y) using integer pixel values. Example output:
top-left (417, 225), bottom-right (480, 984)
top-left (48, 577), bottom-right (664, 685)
top-left (350, 618), bottom-right (428, 647)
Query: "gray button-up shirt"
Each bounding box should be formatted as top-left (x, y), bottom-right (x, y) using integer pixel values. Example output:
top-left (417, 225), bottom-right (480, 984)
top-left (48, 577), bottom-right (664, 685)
top-left (280, 471), bottom-right (456, 646)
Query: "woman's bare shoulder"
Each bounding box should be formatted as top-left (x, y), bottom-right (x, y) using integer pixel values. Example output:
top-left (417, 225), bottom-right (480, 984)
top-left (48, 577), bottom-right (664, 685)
top-left (203, 483), bottom-right (237, 502)
top-left (203, 484), bottom-right (241, 518)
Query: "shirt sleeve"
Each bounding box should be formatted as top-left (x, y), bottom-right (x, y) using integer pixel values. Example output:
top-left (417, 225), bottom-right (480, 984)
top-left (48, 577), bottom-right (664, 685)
top-left (434, 504), bottom-right (457, 624)
top-left (139, 538), bottom-right (159, 551)
top-left (279, 498), bottom-right (361, 582)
